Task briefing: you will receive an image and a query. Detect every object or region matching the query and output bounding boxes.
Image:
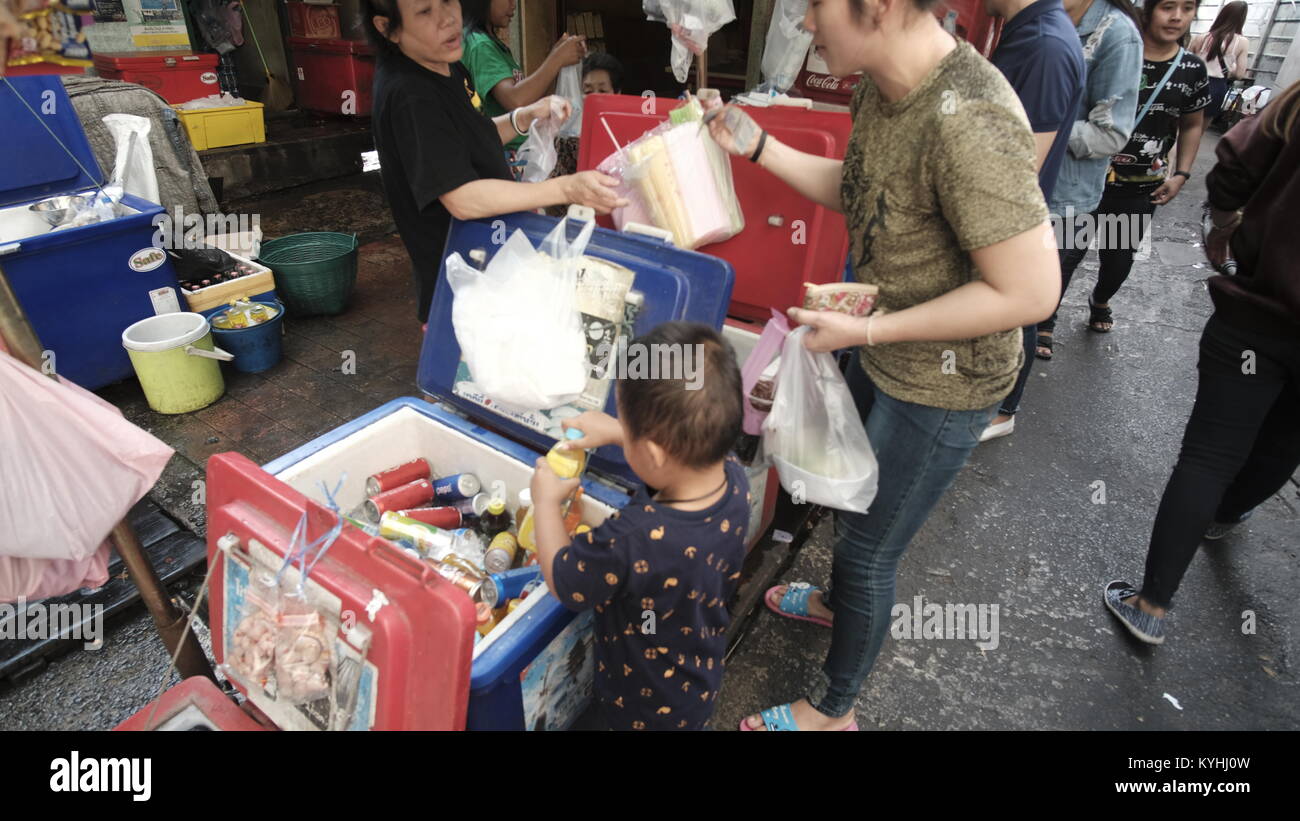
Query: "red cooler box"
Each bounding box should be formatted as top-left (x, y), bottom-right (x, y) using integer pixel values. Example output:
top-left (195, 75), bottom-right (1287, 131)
top-left (198, 211), bottom-right (746, 731)
top-left (115, 677), bottom-right (270, 731)
top-left (287, 36), bottom-right (374, 116)
top-left (93, 52), bottom-right (221, 104)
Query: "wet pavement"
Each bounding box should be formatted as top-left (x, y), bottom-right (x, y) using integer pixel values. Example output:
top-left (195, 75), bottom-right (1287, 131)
top-left (2, 134), bottom-right (1296, 730)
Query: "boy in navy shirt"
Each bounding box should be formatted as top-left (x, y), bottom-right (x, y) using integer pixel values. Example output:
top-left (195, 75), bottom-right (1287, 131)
top-left (530, 322), bottom-right (750, 730)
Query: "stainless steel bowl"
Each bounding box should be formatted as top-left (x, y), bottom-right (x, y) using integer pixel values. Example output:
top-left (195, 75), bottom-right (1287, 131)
top-left (29, 195), bottom-right (94, 227)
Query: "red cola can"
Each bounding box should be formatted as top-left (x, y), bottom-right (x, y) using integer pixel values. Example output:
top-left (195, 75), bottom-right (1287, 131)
top-left (364, 479), bottom-right (435, 522)
top-left (397, 506), bottom-right (463, 529)
top-left (366, 458), bottom-right (433, 497)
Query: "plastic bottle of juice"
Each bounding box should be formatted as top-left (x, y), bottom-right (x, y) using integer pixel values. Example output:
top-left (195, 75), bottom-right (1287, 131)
top-left (546, 427), bottom-right (588, 479)
top-left (516, 488), bottom-right (537, 552)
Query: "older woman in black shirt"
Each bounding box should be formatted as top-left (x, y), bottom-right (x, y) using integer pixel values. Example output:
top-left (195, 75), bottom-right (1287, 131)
top-left (364, 0), bottom-right (623, 321)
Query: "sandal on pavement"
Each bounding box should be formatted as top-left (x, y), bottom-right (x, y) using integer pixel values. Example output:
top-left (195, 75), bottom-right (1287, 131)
top-left (739, 702), bottom-right (859, 732)
top-left (765, 582), bottom-right (832, 628)
top-left (1103, 580), bottom-right (1165, 645)
top-left (1088, 299), bottom-right (1114, 333)
top-left (1035, 332), bottom-right (1054, 360)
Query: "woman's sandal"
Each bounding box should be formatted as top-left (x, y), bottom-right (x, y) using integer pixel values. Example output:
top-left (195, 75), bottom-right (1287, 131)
top-left (1088, 299), bottom-right (1114, 333)
top-left (1035, 332), bottom-right (1054, 361)
top-left (764, 582), bottom-right (832, 628)
top-left (739, 702), bottom-right (860, 732)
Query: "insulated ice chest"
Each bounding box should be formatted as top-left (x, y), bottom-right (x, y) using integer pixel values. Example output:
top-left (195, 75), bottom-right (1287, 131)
top-left (578, 94), bottom-right (853, 323)
top-left (0, 76), bottom-right (182, 390)
top-left (93, 51), bottom-right (222, 105)
top-left (287, 36), bottom-right (375, 116)
top-left (204, 211), bottom-right (737, 730)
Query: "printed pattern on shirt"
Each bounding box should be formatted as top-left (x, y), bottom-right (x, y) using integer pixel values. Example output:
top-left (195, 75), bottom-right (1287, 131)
top-left (1110, 51), bottom-right (1210, 187)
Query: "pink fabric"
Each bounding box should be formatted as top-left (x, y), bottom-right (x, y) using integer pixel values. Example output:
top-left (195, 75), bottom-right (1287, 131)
top-left (0, 542), bottom-right (112, 603)
top-left (0, 351), bottom-right (173, 572)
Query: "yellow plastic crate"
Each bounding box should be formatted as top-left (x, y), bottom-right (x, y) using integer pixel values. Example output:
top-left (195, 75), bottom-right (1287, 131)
top-left (174, 100), bottom-right (266, 150)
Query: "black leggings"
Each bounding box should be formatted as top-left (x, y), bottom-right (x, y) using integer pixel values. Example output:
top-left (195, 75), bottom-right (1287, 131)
top-left (1140, 313), bottom-right (1300, 609)
top-left (1044, 186), bottom-right (1158, 330)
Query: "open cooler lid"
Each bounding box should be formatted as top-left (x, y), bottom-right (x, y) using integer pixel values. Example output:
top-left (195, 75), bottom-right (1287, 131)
top-left (0, 76), bottom-right (103, 207)
top-left (578, 93), bottom-right (853, 322)
top-left (419, 211), bottom-right (735, 492)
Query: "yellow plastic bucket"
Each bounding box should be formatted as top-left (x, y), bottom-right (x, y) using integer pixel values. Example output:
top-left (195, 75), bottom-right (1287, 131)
top-left (121, 313), bottom-right (233, 414)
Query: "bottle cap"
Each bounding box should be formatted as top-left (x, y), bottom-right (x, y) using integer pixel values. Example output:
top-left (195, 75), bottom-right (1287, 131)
top-left (487, 498), bottom-right (506, 515)
top-left (519, 488), bottom-right (532, 505)
top-left (564, 427), bottom-right (584, 441)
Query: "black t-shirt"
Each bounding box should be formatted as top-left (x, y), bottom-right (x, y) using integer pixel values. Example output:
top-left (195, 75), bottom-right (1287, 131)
top-left (1110, 50), bottom-right (1210, 190)
top-left (551, 458), bottom-right (751, 730)
top-left (371, 53), bottom-right (512, 321)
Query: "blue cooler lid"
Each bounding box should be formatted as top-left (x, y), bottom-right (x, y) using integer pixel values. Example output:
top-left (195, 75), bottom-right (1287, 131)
top-left (419, 212), bottom-right (735, 491)
top-left (0, 76), bottom-right (105, 207)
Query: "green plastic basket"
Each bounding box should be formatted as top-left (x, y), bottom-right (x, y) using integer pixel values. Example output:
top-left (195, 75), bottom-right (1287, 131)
top-left (258, 232), bottom-right (359, 317)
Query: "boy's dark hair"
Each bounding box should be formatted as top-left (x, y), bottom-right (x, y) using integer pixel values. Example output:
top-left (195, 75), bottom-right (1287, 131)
top-left (361, 0), bottom-right (404, 62)
top-left (616, 322), bottom-right (742, 470)
top-left (582, 52), bottom-right (624, 93)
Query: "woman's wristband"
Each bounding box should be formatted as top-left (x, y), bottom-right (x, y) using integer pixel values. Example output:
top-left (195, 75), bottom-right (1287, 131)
top-left (749, 130), bottom-right (768, 164)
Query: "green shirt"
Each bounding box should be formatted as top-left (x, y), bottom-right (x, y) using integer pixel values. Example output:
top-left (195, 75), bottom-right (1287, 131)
top-left (841, 39), bottom-right (1048, 411)
top-left (461, 29), bottom-right (525, 149)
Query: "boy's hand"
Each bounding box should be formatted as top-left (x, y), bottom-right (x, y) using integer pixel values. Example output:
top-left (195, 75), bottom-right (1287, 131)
top-left (559, 411), bottom-right (623, 451)
top-left (531, 458), bottom-right (581, 508)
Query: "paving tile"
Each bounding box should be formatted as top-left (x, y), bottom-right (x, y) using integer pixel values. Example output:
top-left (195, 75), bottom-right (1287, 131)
top-left (193, 397), bottom-right (278, 442)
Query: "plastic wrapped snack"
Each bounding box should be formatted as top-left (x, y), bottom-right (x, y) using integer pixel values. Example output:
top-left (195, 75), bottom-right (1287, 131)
top-left (274, 590), bottom-right (334, 704)
top-left (802, 282), bottom-right (880, 317)
top-left (211, 299), bottom-right (279, 330)
top-left (229, 569), bottom-right (280, 690)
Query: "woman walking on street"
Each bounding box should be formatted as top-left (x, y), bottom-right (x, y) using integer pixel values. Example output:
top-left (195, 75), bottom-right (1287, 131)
top-left (1105, 81), bottom-right (1300, 645)
top-left (1190, 1), bottom-right (1250, 127)
top-left (1052, 0), bottom-right (1210, 339)
top-left (706, 0), bottom-right (1060, 731)
top-left (1035, 0), bottom-right (1143, 360)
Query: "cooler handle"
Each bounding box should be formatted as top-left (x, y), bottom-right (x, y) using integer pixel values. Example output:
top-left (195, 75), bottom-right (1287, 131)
top-left (621, 221), bottom-right (675, 245)
top-left (368, 536), bottom-right (435, 584)
top-left (185, 344), bottom-right (235, 361)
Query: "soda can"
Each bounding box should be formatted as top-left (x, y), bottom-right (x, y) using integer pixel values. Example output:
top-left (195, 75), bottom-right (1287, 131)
top-left (364, 479), bottom-right (435, 522)
top-left (379, 512), bottom-right (454, 557)
top-left (366, 458), bottom-right (432, 497)
top-left (425, 557), bottom-right (483, 599)
top-left (482, 566), bottom-right (543, 608)
top-left (484, 532), bottom-right (519, 575)
top-left (452, 492), bottom-right (491, 518)
top-left (397, 506), bottom-right (463, 529)
top-left (433, 473), bottom-right (481, 503)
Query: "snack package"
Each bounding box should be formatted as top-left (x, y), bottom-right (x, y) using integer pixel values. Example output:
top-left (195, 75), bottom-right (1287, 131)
top-left (229, 569), bottom-right (280, 691)
top-left (274, 590), bottom-right (334, 704)
top-left (802, 282), bottom-right (880, 317)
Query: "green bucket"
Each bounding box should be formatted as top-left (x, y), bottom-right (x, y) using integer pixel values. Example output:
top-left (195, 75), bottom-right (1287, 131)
top-left (258, 232), bottom-right (359, 316)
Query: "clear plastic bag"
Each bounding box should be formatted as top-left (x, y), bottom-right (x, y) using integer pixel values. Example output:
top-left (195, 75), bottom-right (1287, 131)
top-left (555, 65), bottom-right (584, 138)
top-left (274, 589), bottom-right (334, 704)
top-left (229, 568), bottom-right (280, 690)
top-left (645, 0), bottom-right (737, 83)
top-left (517, 96), bottom-right (566, 183)
top-left (447, 218), bottom-right (591, 410)
top-left (762, 327), bottom-right (879, 513)
top-left (761, 0), bottom-right (814, 92)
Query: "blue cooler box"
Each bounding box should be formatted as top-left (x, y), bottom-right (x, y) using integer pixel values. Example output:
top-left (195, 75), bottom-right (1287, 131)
top-left (247, 211), bottom-right (735, 730)
top-left (0, 76), bottom-right (182, 390)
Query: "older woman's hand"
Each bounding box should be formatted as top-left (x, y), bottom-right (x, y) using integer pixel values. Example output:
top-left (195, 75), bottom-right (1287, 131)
top-left (786, 307), bottom-right (871, 352)
top-left (522, 95), bottom-right (572, 132)
top-left (706, 104), bottom-right (763, 158)
top-left (560, 171), bottom-right (628, 215)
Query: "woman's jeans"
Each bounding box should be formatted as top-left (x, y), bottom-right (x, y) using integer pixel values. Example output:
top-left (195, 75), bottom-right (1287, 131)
top-left (1140, 313), bottom-right (1300, 609)
top-left (808, 354), bottom-right (997, 718)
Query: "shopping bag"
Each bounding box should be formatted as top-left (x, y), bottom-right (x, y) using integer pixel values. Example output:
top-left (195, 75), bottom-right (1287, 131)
top-left (446, 218), bottom-right (590, 410)
top-left (555, 64), bottom-right (584, 138)
top-left (761, 0), bottom-right (814, 92)
top-left (517, 96), bottom-right (567, 183)
top-left (644, 0), bottom-right (737, 83)
top-left (740, 309), bottom-right (789, 435)
top-left (762, 327), bottom-right (878, 513)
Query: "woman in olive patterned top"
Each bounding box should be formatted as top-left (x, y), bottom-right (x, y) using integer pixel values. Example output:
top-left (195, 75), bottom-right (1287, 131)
top-left (707, 0), bottom-right (1059, 731)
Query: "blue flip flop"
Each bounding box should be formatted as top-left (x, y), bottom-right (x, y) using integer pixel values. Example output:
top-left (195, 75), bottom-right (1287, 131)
top-left (739, 702), bottom-right (859, 732)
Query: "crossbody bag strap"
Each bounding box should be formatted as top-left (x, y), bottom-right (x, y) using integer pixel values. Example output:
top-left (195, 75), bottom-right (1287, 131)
top-left (1134, 47), bottom-right (1185, 129)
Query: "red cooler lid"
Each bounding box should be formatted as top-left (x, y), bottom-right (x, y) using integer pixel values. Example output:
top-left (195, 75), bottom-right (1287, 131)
top-left (286, 36), bottom-right (373, 55)
top-left (93, 51), bottom-right (218, 70)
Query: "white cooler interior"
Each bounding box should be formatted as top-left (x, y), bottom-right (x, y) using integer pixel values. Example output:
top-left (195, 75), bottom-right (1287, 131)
top-left (271, 404), bottom-right (619, 657)
top-left (0, 190), bottom-right (143, 244)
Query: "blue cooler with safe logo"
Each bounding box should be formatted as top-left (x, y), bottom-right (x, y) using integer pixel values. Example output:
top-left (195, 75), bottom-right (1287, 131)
top-left (0, 76), bottom-right (181, 390)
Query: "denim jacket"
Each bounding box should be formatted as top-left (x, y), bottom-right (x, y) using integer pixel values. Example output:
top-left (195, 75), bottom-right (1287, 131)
top-left (1049, 0), bottom-right (1143, 217)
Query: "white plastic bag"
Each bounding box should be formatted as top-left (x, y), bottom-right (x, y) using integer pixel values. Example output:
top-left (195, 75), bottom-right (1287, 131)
top-left (761, 0), bottom-right (813, 92)
top-left (646, 0), bottom-right (737, 83)
top-left (447, 218), bottom-right (591, 410)
top-left (517, 96), bottom-right (566, 183)
top-left (762, 327), bottom-right (878, 513)
top-left (102, 113), bottom-right (159, 205)
top-left (556, 64), bottom-right (584, 138)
